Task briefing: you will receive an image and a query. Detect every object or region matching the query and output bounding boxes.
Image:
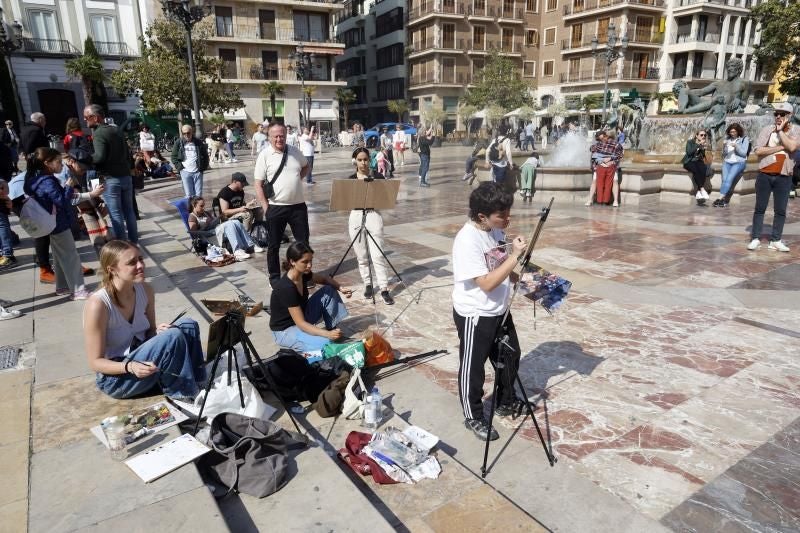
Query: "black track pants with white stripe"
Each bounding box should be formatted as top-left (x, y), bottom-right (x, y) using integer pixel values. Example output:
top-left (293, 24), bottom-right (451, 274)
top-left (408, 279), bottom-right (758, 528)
top-left (453, 309), bottom-right (521, 420)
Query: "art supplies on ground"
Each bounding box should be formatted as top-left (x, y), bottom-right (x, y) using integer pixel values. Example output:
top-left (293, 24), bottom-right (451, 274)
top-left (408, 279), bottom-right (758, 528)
top-left (91, 401), bottom-right (189, 449)
top-left (124, 433), bottom-right (210, 482)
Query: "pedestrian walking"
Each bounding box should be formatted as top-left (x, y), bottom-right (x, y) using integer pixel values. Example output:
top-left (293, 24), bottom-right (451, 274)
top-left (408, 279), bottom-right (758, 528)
top-left (299, 126), bottom-right (317, 184)
top-left (171, 124), bottom-right (209, 198)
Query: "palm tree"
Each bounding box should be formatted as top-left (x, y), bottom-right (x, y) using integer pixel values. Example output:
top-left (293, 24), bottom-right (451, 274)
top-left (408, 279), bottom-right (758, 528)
top-left (65, 37), bottom-right (107, 111)
top-left (261, 81), bottom-right (285, 121)
top-left (387, 99), bottom-right (409, 123)
top-left (335, 87), bottom-right (357, 130)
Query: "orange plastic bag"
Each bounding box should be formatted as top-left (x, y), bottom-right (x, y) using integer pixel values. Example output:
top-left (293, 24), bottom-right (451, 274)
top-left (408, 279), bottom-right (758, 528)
top-left (364, 330), bottom-right (394, 367)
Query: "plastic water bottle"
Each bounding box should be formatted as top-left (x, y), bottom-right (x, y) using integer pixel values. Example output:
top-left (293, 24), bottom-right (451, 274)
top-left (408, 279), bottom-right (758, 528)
top-left (364, 386), bottom-right (382, 430)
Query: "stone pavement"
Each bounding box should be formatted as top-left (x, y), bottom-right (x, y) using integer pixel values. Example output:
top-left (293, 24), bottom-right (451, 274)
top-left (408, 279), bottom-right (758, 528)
top-left (1, 144), bottom-right (798, 532)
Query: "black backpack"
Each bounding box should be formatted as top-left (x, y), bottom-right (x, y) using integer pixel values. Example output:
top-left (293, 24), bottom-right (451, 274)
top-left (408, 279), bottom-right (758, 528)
top-left (488, 136), bottom-right (504, 162)
top-left (249, 220), bottom-right (269, 248)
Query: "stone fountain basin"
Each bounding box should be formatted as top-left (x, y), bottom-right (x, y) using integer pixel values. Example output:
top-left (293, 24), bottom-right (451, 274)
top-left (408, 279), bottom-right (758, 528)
top-left (523, 164), bottom-right (760, 205)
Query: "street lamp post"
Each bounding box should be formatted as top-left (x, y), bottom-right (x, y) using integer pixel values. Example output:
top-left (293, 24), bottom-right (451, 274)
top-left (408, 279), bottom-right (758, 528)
top-left (0, 7), bottom-right (24, 125)
top-left (160, 0), bottom-right (210, 135)
top-left (288, 44), bottom-right (317, 128)
top-left (591, 22), bottom-right (628, 125)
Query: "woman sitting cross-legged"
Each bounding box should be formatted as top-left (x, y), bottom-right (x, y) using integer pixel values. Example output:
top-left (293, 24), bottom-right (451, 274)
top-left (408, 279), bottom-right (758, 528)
top-left (269, 241), bottom-right (353, 354)
top-left (187, 195), bottom-right (264, 261)
top-left (83, 240), bottom-right (207, 401)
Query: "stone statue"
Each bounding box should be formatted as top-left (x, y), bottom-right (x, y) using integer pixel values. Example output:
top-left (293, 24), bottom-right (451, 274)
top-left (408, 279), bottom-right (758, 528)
top-left (672, 57), bottom-right (750, 115)
top-left (605, 100), bottom-right (620, 131)
top-left (623, 99), bottom-right (645, 149)
top-left (702, 95), bottom-right (728, 144)
top-left (789, 95), bottom-right (800, 125)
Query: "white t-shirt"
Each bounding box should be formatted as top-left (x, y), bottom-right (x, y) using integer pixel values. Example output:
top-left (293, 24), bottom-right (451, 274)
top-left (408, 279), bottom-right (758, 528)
top-left (252, 132), bottom-right (267, 152)
top-left (182, 141), bottom-right (199, 172)
top-left (452, 222), bottom-right (511, 317)
top-left (299, 133), bottom-right (315, 157)
top-left (253, 144), bottom-right (307, 206)
top-left (287, 132), bottom-right (299, 148)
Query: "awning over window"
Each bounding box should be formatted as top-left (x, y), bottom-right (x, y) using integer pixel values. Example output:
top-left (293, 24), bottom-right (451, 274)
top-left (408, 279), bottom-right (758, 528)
top-left (301, 108), bottom-right (338, 121)
top-left (224, 108), bottom-right (247, 120)
top-left (303, 46), bottom-right (344, 56)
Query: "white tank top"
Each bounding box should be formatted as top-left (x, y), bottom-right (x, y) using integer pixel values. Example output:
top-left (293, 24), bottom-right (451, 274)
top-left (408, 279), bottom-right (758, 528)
top-left (95, 284), bottom-right (150, 359)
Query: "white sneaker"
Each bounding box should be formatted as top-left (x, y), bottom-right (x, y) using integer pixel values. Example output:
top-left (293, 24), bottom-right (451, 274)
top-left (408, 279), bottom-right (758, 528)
top-left (252, 245), bottom-right (265, 253)
top-left (231, 159), bottom-right (238, 163)
top-left (233, 249), bottom-right (250, 261)
top-left (747, 239), bottom-right (761, 251)
top-left (0, 307), bottom-right (21, 320)
top-left (768, 240), bottom-right (790, 252)
top-left (696, 191), bottom-right (704, 199)
top-left (702, 189), bottom-right (710, 200)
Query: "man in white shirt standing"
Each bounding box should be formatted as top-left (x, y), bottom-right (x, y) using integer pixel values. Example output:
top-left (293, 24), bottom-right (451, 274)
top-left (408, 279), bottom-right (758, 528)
top-left (225, 124), bottom-right (238, 163)
top-left (286, 125), bottom-right (300, 149)
top-left (254, 122), bottom-right (310, 286)
top-left (524, 121), bottom-right (535, 151)
top-left (299, 126), bottom-right (317, 184)
top-left (380, 127), bottom-right (394, 176)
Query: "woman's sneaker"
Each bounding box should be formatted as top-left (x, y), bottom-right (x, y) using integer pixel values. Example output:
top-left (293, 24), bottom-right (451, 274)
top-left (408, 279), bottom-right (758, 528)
top-left (768, 240), bottom-right (790, 252)
top-left (233, 249), bottom-right (250, 261)
top-left (55, 287), bottom-right (71, 296)
top-left (747, 239), bottom-right (761, 251)
top-left (0, 307), bottom-right (22, 320)
top-left (71, 288), bottom-right (90, 301)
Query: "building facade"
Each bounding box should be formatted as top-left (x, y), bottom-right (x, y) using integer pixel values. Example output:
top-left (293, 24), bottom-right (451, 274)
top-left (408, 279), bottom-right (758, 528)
top-left (4, 0), bottom-right (142, 134)
top-left (406, 0), bottom-right (541, 130)
top-left (334, 0), bottom-right (406, 127)
top-left (207, 0), bottom-right (346, 133)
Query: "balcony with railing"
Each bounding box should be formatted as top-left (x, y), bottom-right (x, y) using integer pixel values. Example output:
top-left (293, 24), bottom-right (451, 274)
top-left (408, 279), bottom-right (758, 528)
top-left (563, 0), bottom-right (664, 17)
top-left (670, 33), bottom-right (720, 45)
top-left (223, 62), bottom-right (333, 82)
top-left (213, 24), bottom-right (339, 44)
top-left (559, 66), bottom-right (660, 83)
top-left (410, 37), bottom-right (467, 55)
top-left (497, 7), bottom-right (526, 21)
top-left (20, 38), bottom-right (79, 56)
top-left (673, 0), bottom-right (752, 10)
top-left (466, 4), bottom-right (498, 18)
top-left (498, 39), bottom-right (524, 54)
top-left (408, 1), bottom-right (466, 22)
top-left (94, 41), bottom-right (135, 57)
top-left (410, 68), bottom-right (473, 86)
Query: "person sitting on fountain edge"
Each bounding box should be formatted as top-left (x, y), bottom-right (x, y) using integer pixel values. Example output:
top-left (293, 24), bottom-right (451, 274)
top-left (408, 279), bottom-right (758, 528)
top-left (452, 182), bottom-right (527, 442)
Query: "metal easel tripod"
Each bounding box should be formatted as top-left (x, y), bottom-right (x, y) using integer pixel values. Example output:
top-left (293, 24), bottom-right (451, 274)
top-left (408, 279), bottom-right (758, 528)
top-left (480, 198), bottom-right (557, 477)
top-left (329, 178), bottom-right (409, 312)
top-left (193, 310), bottom-right (305, 441)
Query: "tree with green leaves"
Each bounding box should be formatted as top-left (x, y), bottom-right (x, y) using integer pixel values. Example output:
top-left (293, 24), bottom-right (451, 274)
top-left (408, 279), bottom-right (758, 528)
top-left (335, 87), bottom-right (357, 130)
top-left (650, 91), bottom-right (676, 114)
top-left (65, 36), bottom-right (108, 112)
top-left (111, 18), bottom-right (242, 125)
top-left (750, 0), bottom-right (800, 95)
top-left (422, 106), bottom-right (447, 134)
top-left (387, 99), bottom-right (409, 123)
top-left (261, 81), bottom-right (284, 121)
top-left (461, 50), bottom-right (534, 110)
top-left (458, 104), bottom-right (477, 135)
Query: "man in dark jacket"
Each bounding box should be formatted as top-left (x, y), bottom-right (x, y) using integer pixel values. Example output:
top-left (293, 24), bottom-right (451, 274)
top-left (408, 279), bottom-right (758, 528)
top-left (19, 113), bottom-right (48, 156)
top-left (171, 124), bottom-right (209, 197)
top-left (84, 104), bottom-right (138, 243)
top-left (1, 119), bottom-right (20, 172)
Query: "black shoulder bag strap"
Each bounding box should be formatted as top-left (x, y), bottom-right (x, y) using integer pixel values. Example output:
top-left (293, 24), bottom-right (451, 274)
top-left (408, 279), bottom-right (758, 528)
top-left (270, 148), bottom-right (289, 187)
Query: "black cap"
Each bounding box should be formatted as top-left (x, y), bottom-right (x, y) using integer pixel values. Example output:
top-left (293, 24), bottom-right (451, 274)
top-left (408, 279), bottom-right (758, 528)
top-left (231, 172), bottom-right (249, 186)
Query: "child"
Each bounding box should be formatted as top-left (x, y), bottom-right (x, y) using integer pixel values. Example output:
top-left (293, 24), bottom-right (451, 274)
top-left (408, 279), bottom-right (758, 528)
top-left (376, 148), bottom-right (388, 176)
top-left (463, 139), bottom-right (489, 183)
top-left (452, 182), bottom-right (527, 442)
top-left (0, 179), bottom-right (16, 268)
top-left (519, 152), bottom-right (539, 202)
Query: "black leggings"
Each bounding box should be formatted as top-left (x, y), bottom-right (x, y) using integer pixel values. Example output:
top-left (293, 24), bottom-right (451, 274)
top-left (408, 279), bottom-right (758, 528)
top-left (683, 160), bottom-right (707, 190)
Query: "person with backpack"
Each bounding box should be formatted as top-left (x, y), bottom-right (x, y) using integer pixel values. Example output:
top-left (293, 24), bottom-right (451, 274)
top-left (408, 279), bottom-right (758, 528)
top-left (63, 117), bottom-right (91, 155)
top-left (486, 125), bottom-right (514, 184)
top-left (84, 105), bottom-right (139, 243)
top-left (23, 147), bottom-right (104, 299)
top-left (713, 123), bottom-right (750, 207)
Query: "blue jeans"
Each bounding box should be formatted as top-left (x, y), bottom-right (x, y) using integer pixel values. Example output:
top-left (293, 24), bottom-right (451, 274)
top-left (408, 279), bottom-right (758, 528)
top-left (720, 161), bottom-right (746, 196)
top-left (418, 153), bottom-right (431, 183)
top-left (751, 172), bottom-right (792, 241)
top-left (102, 176), bottom-right (138, 243)
top-left (180, 170), bottom-right (203, 197)
top-left (226, 142), bottom-right (235, 159)
top-left (305, 155), bottom-right (315, 182)
top-left (96, 318), bottom-right (207, 399)
top-left (220, 220), bottom-right (254, 251)
top-left (271, 285), bottom-right (349, 353)
top-left (0, 212), bottom-right (13, 256)
top-left (491, 164), bottom-right (507, 183)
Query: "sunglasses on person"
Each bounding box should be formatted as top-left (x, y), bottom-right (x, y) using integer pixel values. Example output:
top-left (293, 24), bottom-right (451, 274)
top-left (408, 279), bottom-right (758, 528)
top-left (774, 111), bottom-right (789, 117)
top-left (697, 133), bottom-right (707, 137)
